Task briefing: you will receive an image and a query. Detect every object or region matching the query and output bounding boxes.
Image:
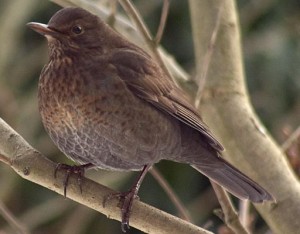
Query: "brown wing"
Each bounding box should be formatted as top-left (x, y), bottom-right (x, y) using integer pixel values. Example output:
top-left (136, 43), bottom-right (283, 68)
top-left (108, 48), bottom-right (224, 151)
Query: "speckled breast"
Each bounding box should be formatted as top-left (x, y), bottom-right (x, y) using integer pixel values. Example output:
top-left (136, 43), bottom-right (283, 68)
top-left (38, 59), bottom-right (180, 171)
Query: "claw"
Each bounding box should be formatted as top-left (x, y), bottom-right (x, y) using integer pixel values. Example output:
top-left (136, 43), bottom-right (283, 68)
top-left (103, 165), bottom-right (151, 232)
top-left (121, 220), bottom-right (130, 233)
top-left (103, 189), bottom-right (137, 233)
top-left (54, 163), bottom-right (94, 197)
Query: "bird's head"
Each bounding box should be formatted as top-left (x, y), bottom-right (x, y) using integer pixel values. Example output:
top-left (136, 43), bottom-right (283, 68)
top-left (27, 7), bottom-right (121, 55)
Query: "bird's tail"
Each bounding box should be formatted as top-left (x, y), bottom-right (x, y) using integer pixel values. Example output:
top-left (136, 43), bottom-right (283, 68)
top-left (191, 156), bottom-right (274, 203)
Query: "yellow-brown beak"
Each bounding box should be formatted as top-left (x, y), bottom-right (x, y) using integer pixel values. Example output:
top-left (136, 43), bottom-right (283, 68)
top-left (27, 22), bottom-right (58, 37)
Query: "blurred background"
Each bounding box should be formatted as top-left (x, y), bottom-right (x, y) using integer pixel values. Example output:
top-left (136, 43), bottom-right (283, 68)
top-left (0, 0), bottom-right (299, 233)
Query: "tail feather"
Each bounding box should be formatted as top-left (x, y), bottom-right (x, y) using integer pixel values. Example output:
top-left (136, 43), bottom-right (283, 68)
top-left (192, 156), bottom-right (274, 203)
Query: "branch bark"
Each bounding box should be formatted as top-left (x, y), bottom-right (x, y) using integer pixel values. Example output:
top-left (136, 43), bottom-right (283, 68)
top-left (0, 118), bottom-right (211, 234)
top-left (211, 182), bottom-right (249, 234)
top-left (189, 0), bottom-right (300, 233)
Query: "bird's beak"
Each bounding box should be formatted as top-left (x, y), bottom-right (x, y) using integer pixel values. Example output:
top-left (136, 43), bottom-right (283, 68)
top-left (27, 22), bottom-right (59, 37)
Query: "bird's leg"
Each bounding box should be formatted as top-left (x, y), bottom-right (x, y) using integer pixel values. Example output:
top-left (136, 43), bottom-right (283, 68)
top-left (103, 164), bottom-right (151, 232)
top-left (54, 163), bottom-right (95, 196)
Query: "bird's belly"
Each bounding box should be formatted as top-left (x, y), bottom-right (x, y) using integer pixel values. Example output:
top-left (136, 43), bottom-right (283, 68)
top-left (40, 96), bottom-right (180, 170)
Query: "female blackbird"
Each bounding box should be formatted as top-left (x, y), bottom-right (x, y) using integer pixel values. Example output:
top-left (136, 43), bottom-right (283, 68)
top-left (27, 7), bottom-right (273, 231)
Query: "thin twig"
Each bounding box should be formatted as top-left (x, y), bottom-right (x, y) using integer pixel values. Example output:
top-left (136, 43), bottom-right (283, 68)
top-left (211, 181), bottom-right (249, 234)
top-left (194, 7), bottom-right (222, 108)
top-left (150, 167), bottom-right (192, 222)
top-left (239, 200), bottom-right (250, 229)
top-left (154, 0), bottom-right (170, 45)
top-left (107, 0), bottom-right (117, 27)
top-left (118, 0), bottom-right (174, 81)
top-left (0, 153), bottom-right (11, 165)
top-left (118, 0), bottom-right (152, 38)
top-left (17, 198), bottom-right (72, 231)
top-left (0, 200), bottom-right (30, 234)
top-left (281, 125), bottom-right (300, 152)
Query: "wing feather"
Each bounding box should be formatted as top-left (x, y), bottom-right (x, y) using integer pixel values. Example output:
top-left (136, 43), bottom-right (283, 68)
top-left (108, 48), bottom-right (224, 151)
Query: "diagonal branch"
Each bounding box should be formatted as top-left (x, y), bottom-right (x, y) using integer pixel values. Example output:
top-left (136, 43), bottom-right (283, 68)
top-left (154, 0), bottom-right (170, 45)
top-left (191, 3), bottom-right (249, 233)
top-left (194, 7), bottom-right (222, 108)
top-left (281, 125), bottom-right (300, 152)
top-left (118, 0), bottom-right (174, 81)
top-left (150, 167), bottom-right (192, 222)
top-left (0, 117), bottom-right (211, 234)
top-left (211, 182), bottom-right (249, 234)
top-left (0, 200), bottom-right (30, 234)
top-left (189, 0), bottom-right (300, 233)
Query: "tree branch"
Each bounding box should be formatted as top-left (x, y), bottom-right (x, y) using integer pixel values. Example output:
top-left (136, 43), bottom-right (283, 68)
top-left (154, 0), bottom-right (170, 45)
top-left (189, 0), bottom-right (300, 233)
top-left (281, 125), bottom-right (300, 152)
top-left (194, 6), bottom-right (222, 108)
top-left (211, 182), bottom-right (249, 234)
top-left (150, 167), bottom-right (192, 222)
top-left (0, 117), bottom-right (211, 234)
top-left (118, 0), bottom-right (173, 81)
top-left (0, 200), bottom-right (29, 234)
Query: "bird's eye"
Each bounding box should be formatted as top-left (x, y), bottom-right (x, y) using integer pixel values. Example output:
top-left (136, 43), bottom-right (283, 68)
top-left (71, 25), bottom-right (83, 35)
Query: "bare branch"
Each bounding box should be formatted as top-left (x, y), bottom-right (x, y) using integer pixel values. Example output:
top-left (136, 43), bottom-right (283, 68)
top-left (281, 125), bottom-right (300, 152)
top-left (118, 0), bottom-right (174, 81)
top-left (0, 153), bottom-right (10, 165)
top-left (0, 200), bottom-right (30, 234)
top-left (189, 0), bottom-right (300, 233)
top-left (107, 0), bottom-right (118, 26)
top-left (118, 0), bottom-right (152, 40)
top-left (239, 200), bottom-right (250, 230)
top-left (154, 0), bottom-right (170, 45)
top-left (0, 117), bottom-right (212, 234)
top-left (150, 167), bottom-right (192, 222)
top-left (194, 7), bottom-right (222, 108)
top-left (191, 5), bottom-right (248, 233)
top-left (211, 182), bottom-right (249, 234)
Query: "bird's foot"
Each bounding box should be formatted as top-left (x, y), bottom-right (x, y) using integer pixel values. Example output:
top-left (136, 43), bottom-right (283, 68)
top-left (103, 187), bottom-right (139, 232)
top-left (103, 165), bottom-right (150, 232)
top-left (54, 163), bottom-right (94, 197)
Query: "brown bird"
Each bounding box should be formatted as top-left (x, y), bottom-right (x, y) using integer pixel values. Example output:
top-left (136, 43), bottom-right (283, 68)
top-left (28, 7), bottom-right (273, 231)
